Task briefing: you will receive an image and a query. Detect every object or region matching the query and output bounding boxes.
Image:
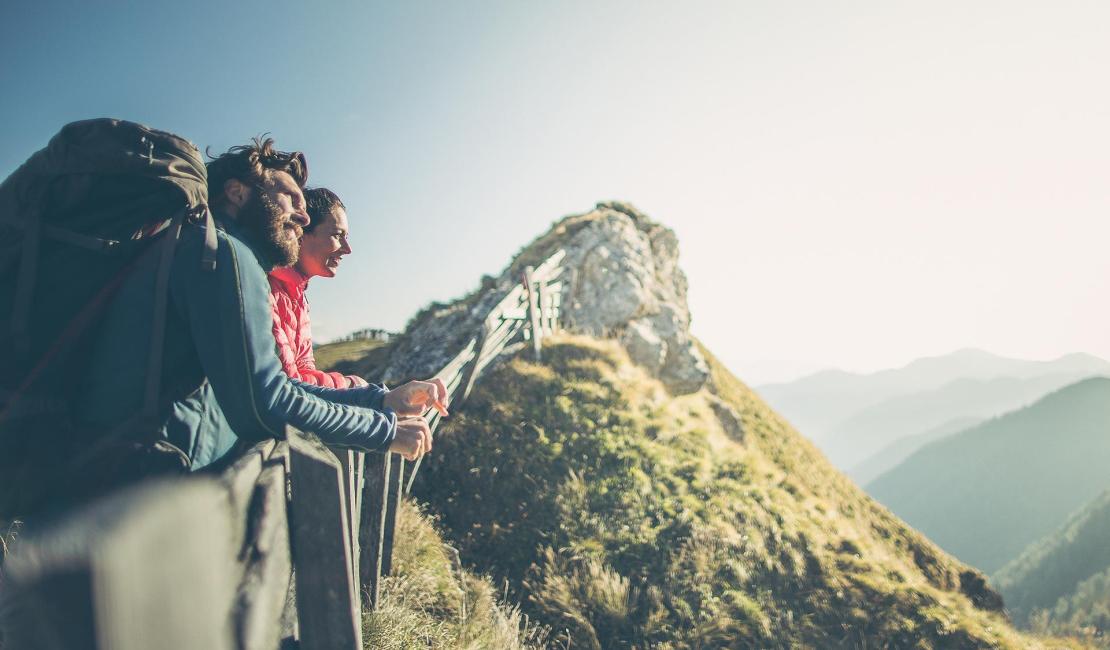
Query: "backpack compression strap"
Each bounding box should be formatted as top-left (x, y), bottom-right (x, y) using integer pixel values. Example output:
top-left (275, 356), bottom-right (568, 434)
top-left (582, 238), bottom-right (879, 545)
top-left (141, 205), bottom-right (217, 423)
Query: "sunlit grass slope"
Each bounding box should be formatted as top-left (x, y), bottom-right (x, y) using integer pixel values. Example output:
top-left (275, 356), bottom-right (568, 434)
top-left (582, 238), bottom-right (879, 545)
top-left (408, 334), bottom-right (1085, 649)
top-left (364, 500), bottom-right (550, 649)
top-left (313, 338), bottom-right (389, 372)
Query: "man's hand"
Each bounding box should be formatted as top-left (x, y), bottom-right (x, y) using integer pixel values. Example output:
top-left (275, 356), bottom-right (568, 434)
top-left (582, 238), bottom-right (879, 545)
top-left (383, 378), bottom-right (449, 417)
top-left (389, 416), bottom-right (432, 460)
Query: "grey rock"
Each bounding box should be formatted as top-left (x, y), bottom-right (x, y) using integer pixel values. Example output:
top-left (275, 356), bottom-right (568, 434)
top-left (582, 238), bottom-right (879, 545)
top-left (707, 394), bottom-right (744, 443)
top-left (621, 319), bottom-right (667, 374)
top-left (381, 201), bottom-right (709, 395)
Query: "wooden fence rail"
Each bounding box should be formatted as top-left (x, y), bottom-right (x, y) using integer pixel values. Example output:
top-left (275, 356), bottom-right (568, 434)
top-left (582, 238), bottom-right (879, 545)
top-left (0, 249), bottom-right (566, 648)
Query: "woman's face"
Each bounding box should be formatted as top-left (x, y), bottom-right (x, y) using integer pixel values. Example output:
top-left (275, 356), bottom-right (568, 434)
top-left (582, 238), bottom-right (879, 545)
top-left (295, 206), bottom-right (352, 279)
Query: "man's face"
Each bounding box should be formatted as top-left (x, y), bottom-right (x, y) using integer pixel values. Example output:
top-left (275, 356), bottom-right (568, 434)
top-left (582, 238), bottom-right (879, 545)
top-left (237, 170), bottom-right (309, 268)
top-left (260, 170), bottom-right (309, 248)
top-left (296, 207), bottom-right (352, 279)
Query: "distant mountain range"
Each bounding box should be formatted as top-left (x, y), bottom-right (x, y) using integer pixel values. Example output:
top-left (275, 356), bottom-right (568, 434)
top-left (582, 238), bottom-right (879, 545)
top-left (992, 489), bottom-right (1110, 629)
top-left (850, 416), bottom-right (982, 486)
top-left (866, 377), bottom-right (1110, 574)
top-left (829, 372), bottom-right (1096, 473)
top-left (756, 349), bottom-right (1110, 477)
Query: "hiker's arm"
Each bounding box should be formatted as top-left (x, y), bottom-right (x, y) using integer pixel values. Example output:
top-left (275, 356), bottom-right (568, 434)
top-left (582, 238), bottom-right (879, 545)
top-left (289, 378), bottom-right (388, 410)
top-left (294, 364), bottom-right (369, 388)
top-left (174, 231), bottom-right (397, 451)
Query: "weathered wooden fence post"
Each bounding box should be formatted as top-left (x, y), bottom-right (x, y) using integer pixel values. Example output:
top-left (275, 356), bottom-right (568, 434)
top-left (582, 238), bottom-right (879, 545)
top-left (287, 430), bottom-right (362, 650)
top-left (358, 452), bottom-right (392, 609)
top-left (524, 265), bottom-right (543, 361)
top-left (1, 480), bottom-right (236, 650)
top-left (335, 449), bottom-right (365, 592)
top-left (381, 456), bottom-right (404, 577)
top-left (219, 439), bottom-right (298, 650)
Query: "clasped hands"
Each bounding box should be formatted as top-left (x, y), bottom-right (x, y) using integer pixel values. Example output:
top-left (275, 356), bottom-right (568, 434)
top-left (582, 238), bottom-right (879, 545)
top-left (384, 378), bottom-right (449, 461)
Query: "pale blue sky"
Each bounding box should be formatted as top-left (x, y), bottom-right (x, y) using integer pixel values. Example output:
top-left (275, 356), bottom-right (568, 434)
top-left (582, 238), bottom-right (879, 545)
top-left (4, 1), bottom-right (1109, 382)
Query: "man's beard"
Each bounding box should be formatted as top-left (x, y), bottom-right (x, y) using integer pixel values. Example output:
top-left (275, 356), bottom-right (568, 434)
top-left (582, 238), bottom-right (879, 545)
top-left (238, 191), bottom-right (301, 268)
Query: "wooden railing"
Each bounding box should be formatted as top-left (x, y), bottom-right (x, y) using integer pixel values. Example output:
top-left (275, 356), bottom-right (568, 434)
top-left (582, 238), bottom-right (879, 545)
top-left (0, 250), bottom-right (565, 650)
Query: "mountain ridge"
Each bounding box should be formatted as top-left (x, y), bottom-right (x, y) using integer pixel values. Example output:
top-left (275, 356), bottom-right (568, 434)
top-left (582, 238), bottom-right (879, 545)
top-left (867, 377), bottom-right (1110, 575)
top-left (326, 202), bottom-right (1083, 648)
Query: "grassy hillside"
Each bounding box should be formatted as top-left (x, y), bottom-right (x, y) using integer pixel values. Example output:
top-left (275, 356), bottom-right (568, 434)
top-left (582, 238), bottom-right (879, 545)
top-left (408, 334), bottom-right (1077, 648)
top-left (993, 490), bottom-right (1110, 633)
top-left (313, 338), bottom-right (389, 372)
top-left (867, 378), bottom-right (1110, 574)
top-left (364, 500), bottom-right (549, 649)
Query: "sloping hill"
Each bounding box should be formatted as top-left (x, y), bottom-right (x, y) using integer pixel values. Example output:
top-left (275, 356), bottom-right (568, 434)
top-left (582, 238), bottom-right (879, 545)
top-left (331, 202), bottom-right (1082, 648)
top-left (825, 372), bottom-right (1094, 472)
top-left (993, 490), bottom-right (1110, 631)
top-left (409, 336), bottom-right (1065, 648)
top-left (850, 416), bottom-right (981, 486)
top-left (867, 378), bottom-right (1110, 574)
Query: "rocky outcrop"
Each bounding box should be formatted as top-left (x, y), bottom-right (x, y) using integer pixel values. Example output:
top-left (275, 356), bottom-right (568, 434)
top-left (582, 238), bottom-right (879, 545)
top-left (382, 201), bottom-right (708, 395)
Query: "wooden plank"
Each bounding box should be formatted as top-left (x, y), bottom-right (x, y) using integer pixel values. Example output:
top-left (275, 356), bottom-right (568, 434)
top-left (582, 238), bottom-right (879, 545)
top-left (233, 457), bottom-right (295, 650)
top-left (529, 249), bottom-right (566, 281)
top-left (472, 320), bottom-right (524, 375)
top-left (434, 336), bottom-right (478, 382)
top-left (335, 448), bottom-right (364, 615)
top-left (486, 283), bottom-right (526, 323)
top-left (1, 479), bottom-right (235, 650)
top-left (358, 452), bottom-right (391, 610)
top-left (524, 266), bottom-right (543, 361)
top-left (380, 455), bottom-right (404, 577)
top-left (538, 281), bottom-right (551, 334)
top-left (221, 440), bottom-right (275, 555)
top-left (287, 430), bottom-right (362, 650)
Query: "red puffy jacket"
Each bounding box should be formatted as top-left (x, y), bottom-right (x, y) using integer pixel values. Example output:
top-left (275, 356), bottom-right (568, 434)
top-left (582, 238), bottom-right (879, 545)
top-left (268, 266), bottom-right (367, 388)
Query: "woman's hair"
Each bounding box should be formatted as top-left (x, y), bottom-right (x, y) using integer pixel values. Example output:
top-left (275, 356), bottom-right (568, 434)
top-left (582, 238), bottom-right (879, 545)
top-left (303, 187), bottom-right (345, 234)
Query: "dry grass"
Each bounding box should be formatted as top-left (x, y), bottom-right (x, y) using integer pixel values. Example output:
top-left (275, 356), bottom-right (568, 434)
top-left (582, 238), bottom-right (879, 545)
top-left (363, 501), bottom-right (549, 649)
top-left (407, 334), bottom-right (1092, 649)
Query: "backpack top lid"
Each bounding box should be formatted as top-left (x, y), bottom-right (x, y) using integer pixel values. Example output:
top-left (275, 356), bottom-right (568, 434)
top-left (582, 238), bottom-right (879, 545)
top-left (0, 118), bottom-right (209, 230)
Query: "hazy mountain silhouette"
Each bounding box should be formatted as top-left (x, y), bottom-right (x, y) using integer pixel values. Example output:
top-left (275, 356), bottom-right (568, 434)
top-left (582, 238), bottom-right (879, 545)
top-left (757, 350), bottom-right (1110, 443)
top-left (824, 372), bottom-right (1098, 471)
top-left (867, 377), bottom-right (1110, 574)
top-left (849, 416), bottom-right (982, 485)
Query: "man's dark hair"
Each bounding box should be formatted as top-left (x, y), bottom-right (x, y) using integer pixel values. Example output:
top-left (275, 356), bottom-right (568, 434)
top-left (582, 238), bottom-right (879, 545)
top-left (206, 136), bottom-right (308, 208)
top-left (304, 187), bottom-right (345, 234)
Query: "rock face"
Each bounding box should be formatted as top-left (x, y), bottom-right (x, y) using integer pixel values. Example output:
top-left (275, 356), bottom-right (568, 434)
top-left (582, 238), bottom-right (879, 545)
top-left (382, 201), bottom-right (709, 395)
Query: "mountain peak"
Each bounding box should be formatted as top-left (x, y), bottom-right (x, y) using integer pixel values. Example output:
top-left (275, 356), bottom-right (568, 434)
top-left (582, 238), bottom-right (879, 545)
top-left (382, 202), bottom-right (709, 394)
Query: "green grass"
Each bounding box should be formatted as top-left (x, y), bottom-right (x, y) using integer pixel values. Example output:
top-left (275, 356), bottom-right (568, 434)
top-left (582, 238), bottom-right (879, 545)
top-left (313, 338), bottom-right (389, 372)
top-left (407, 334), bottom-right (1088, 649)
top-left (364, 500), bottom-right (549, 649)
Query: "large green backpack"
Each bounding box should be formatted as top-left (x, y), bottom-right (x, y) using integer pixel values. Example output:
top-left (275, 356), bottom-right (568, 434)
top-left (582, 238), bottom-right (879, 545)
top-left (0, 118), bottom-right (215, 518)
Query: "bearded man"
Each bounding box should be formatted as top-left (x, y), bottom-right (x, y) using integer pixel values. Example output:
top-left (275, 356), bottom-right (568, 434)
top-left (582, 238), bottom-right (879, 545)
top-left (74, 138), bottom-right (439, 477)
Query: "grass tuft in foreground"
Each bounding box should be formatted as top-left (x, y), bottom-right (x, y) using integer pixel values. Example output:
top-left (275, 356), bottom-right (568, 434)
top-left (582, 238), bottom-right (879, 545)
top-left (363, 501), bottom-right (549, 650)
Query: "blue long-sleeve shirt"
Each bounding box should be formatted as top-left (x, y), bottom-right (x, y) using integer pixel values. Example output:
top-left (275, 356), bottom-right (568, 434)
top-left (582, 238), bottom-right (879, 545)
top-left (77, 215), bottom-right (396, 469)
